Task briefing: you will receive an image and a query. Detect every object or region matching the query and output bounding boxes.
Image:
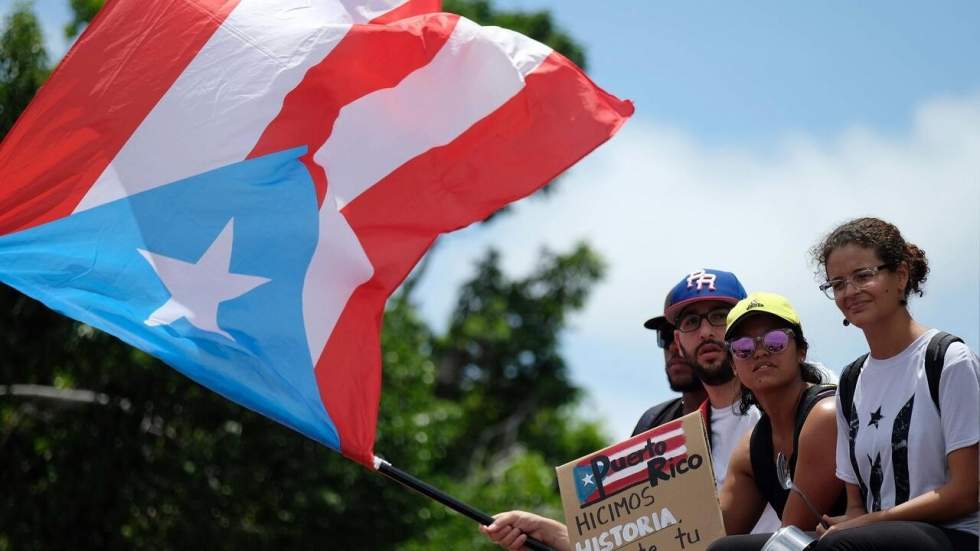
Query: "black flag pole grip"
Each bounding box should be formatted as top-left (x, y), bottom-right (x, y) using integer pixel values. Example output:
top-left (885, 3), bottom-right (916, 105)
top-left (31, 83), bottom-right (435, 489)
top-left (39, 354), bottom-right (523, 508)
top-left (374, 456), bottom-right (555, 551)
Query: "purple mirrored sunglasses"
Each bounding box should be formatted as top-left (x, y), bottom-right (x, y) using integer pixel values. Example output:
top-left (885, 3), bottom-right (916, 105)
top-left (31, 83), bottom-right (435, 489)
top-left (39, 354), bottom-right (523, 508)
top-left (728, 328), bottom-right (795, 359)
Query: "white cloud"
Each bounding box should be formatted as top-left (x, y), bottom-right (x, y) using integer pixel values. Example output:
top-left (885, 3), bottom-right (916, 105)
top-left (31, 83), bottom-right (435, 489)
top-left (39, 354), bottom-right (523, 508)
top-left (412, 91), bottom-right (980, 440)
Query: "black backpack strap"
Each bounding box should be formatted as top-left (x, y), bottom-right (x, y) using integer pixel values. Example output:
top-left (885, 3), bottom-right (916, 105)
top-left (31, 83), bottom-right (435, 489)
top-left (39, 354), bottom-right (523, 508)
top-left (795, 384), bottom-right (837, 430)
top-left (789, 384), bottom-right (837, 473)
top-left (924, 331), bottom-right (962, 415)
top-left (631, 398), bottom-right (683, 436)
top-left (838, 355), bottom-right (867, 427)
top-left (748, 414), bottom-right (786, 517)
top-left (839, 354), bottom-right (869, 510)
top-left (748, 414), bottom-right (771, 481)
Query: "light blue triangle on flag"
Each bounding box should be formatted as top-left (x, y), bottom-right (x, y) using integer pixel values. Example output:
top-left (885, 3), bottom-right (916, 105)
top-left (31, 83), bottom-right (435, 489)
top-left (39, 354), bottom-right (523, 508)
top-left (0, 146), bottom-right (340, 450)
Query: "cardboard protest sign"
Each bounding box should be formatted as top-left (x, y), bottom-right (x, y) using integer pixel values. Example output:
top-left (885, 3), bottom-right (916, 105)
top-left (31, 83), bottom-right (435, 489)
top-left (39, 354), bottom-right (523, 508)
top-left (556, 412), bottom-right (723, 551)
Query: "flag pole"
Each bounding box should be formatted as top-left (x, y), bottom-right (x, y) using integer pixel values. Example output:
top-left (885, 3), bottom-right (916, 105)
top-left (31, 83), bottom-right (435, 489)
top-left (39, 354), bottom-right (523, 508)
top-left (373, 456), bottom-right (555, 551)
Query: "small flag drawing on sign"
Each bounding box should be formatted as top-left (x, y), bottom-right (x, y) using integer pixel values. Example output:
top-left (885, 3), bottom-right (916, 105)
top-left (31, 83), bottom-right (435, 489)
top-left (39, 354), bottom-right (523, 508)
top-left (572, 419), bottom-right (687, 506)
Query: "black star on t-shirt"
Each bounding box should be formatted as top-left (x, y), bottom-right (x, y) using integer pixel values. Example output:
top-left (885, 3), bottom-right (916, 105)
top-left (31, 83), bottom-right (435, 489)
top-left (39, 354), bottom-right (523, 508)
top-left (868, 406), bottom-right (884, 428)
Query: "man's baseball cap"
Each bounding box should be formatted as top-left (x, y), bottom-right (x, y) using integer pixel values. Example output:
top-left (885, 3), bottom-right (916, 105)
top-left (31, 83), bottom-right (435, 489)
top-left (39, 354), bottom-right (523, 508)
top-left (725, 292), bottom-right (801, 339)
top-left (643, 315), bottom-right (670, 331)
top-left (662, 269), bottom-right (747, 324)
top-left (643, 288), bottom-right (673, 331)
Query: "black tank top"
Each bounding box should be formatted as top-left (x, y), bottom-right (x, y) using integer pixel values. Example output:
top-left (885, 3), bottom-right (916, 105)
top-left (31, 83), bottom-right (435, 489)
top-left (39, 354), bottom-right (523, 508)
top-left (749, 384), bottom-right (847, 519)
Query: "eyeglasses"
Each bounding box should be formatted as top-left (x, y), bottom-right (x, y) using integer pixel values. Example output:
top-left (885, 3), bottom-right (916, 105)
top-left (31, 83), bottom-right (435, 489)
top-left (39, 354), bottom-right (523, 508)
top-left (728, 328), bottom-right (795, 359)
top-left (656, 328), bottom-right (675, 349)
top-left (676, 308), bottom-right (730, 333)
top-left (818, 264), bottom-right (891, 300)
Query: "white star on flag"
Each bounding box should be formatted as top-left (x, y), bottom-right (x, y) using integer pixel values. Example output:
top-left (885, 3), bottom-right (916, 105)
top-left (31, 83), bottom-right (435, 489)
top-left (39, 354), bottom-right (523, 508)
top-left (138, 218), bottom-right (270, 341)
top-left (581, 473), bottom-right (594, 486)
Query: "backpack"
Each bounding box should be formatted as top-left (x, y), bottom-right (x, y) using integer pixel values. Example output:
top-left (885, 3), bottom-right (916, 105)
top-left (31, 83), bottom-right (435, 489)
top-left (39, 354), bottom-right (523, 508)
top-left (749, 384), bottom-right (840, 518)
top-left (838, 331), bottom-right (962, 509)
top-left (631, 397), bottom-right (684, 437)
top-left (839, 331), bottom-right (962, 422)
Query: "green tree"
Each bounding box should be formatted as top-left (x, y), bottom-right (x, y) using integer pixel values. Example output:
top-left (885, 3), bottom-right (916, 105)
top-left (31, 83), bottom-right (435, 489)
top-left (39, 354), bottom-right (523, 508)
top-left (1, 1), bottom-right (606, 549)
top-left (2, 246), bottom-right (607, 549)
top-left (64, 0), bottom-right (101, 39)
top-left (432, 246), bottom-right (604, 475)
top-left (398, 246), bottom-right (608, 549)
top-left (0, 2), bottom-right (48, 135)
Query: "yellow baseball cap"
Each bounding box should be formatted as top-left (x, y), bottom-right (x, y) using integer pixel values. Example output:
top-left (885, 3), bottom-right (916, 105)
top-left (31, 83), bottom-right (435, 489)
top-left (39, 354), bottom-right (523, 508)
top-left (725, 292), bottom-right (801, 338)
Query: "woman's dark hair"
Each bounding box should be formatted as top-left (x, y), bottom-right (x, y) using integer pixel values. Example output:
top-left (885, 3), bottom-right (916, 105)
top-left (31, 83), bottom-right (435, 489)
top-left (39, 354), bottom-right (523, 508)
top-left (735, 325), bottom-right (822, 415)
top-left (811, 217), bottom-right (929, 303)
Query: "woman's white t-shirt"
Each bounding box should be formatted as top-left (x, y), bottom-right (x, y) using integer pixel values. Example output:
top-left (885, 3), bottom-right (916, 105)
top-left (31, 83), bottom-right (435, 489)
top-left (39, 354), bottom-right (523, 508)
top-left (834, 329), bottom-right (979, 535)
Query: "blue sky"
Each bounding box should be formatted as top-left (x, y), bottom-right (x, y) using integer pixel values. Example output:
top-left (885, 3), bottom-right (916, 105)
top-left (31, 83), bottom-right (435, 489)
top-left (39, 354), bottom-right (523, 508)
top-left (493, 1), bottom-right (980, 147)
top-left (4, 0), bottom-right (979, 439)
top-left (425, 0), bottom-right (980, 437)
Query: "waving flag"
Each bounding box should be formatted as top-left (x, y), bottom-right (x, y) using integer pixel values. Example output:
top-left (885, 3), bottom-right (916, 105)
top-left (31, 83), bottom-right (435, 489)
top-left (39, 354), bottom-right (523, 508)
top-left (0, 0), bottom-right (633, 466)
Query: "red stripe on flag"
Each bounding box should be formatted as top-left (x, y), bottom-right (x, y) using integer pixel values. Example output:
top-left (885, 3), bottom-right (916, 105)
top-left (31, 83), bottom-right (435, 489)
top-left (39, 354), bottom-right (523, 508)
top-left (314, 52), bottom-right (633, 465)
top-left (0, 0), bottom-right (240, 236)
top-left (248, 14), bottom-right (458, 204)
top-left (369, 0), bottom-right (442, 24)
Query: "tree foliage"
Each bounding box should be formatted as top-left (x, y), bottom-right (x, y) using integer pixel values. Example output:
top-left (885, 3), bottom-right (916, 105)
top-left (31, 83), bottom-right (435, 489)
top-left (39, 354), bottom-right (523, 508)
top-left (0, 2), bottom-right (48, 136)
top-left (64, 0), bottom-right (102, 39)
top-left (1, 1), bottom-right (605, 549)
top-left (2, 245), bottom-right (607, 549)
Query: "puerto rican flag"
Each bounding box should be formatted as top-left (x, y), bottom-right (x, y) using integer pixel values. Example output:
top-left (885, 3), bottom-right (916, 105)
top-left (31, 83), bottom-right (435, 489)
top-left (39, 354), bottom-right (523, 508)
top-left (0, 0), bottom-right (632, 467)
top-left (573, 420), bottom-right (687, 506)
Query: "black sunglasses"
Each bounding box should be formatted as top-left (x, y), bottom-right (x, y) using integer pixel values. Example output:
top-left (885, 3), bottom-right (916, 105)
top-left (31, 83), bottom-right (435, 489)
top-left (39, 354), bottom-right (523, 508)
top-left (656, 327), bottom-right (675, 349)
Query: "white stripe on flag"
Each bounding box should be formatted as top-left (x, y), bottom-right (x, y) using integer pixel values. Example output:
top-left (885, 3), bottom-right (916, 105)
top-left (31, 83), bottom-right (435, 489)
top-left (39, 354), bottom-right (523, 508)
top-left (481, 26), bottom-right (551, 77)
top-left (338, 0), bottom-right (414, 22)
top-left (302, 191), bottom-right (374, 363)
top-left (74, 0), bottom-right (360, 212)
top-left (316, 18), bottom-right (552, 208)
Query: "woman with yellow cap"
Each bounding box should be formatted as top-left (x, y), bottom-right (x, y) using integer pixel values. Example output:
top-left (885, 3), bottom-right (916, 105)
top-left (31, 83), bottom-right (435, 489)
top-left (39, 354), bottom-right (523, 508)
top-left (708, 292), bottom-right (846, 550)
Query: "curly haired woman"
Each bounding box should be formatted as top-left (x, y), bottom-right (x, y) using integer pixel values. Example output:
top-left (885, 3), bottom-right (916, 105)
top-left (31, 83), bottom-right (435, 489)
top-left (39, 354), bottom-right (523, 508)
top-left (810, 217), bottom-right (978, 551)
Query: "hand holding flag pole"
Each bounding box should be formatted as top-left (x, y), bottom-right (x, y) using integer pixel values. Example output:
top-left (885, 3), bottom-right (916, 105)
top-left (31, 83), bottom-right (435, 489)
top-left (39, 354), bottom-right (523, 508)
top-left (375, 457), bottom-right (554, 551)
top-left (0, 0), bottom-right (631, 542)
